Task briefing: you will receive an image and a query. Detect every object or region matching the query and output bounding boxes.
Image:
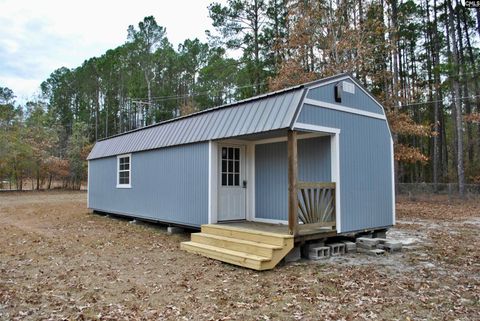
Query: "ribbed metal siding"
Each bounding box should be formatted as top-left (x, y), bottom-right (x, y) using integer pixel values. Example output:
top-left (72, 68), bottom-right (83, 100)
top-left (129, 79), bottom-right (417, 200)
top-left (88, 89), bottom-right (305, 160)
top-left (255, 136), bottom-right (331, 220)
top-left (306, 80), bottom-right (384, 115)
top-left (88, 142), bottom-right (209, 227)
top-left (298, 104), bottom-right (393, 232)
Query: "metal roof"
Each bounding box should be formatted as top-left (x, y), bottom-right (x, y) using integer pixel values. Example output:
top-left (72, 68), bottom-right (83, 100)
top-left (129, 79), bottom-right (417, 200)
top-left (87, 86), bottom-right (306, 160)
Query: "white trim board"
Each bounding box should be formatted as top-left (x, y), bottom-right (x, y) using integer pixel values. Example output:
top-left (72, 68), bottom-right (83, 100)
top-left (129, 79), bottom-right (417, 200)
top-left (331, 133), bottom-right (341, 233)
top-left (294, 122), bottom-right (341, 134)
top-left (87, 160), bottom-right (90, 208)
top-left (390, 137), bottom-right (396, 225)
top-left (303, 98), bottom-right (386, 120)
top-left (253, 132), bottom-right (326, 146)
top-left (208, 141), bottom-right (218, 224)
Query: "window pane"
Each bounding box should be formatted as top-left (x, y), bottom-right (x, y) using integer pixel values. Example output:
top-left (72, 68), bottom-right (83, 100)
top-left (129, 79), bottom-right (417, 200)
top-left (124, 163), bottom-right (129, 170)
top-left (234, 148), bottom-right (239, 160)
top-left (222, 148), bottom-right (227, 159)
top-left (222, 160), bottom-right (227, 172)
top-left (222, 173), bottom-right (227, 186)
top-left (228, 160), bottom-right (233, 172)
top-left (228, 148), bottom-right (233, 159)
top-left (228, 174), bottom-right (233, 186)
top-left (234, 174), bottom-right (239, 186)
top-left (234, 161), bottom-right (239, 173)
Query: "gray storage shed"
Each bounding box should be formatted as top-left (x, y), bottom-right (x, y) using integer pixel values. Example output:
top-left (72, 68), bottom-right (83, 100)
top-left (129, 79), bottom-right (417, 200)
top-left (87, 73), bottom-right (395, 239)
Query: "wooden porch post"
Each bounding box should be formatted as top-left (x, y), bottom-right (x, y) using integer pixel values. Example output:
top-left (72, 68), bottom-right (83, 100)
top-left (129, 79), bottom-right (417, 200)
top-left (288, 130), bottom-right (298, 235)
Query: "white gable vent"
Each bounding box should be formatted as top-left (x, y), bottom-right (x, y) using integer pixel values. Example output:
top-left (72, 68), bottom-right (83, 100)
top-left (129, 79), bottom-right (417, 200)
top-left (342, 81), bottom-right (355, 94)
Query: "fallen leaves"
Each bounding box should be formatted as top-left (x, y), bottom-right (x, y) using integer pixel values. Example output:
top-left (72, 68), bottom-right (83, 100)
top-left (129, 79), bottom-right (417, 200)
top-left (0, 192), bottom-right (479, 320)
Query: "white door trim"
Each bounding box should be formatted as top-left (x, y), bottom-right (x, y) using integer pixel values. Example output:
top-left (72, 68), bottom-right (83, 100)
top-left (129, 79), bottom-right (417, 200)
top-left (217, 143), bottom-right (247, 221)
top-left (208, 141), bottom-right (218, 224)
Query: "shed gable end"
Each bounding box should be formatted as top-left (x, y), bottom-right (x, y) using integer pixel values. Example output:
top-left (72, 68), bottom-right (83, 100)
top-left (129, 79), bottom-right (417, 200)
top-left (305, 77), bottom-right (384, 116)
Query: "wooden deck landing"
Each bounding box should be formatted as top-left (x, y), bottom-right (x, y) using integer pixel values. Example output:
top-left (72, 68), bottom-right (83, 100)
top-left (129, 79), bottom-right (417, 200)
top-left (181, 221), bottom-right (336, 270)
top-left (220, 221), bottom-right (337, 240)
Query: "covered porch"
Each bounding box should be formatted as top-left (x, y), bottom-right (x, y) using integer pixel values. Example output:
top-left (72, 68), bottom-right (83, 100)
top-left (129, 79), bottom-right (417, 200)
top-left (182, 125), bottom-right (341, 270)
top-left (209, 123), bottom-right (340, 240)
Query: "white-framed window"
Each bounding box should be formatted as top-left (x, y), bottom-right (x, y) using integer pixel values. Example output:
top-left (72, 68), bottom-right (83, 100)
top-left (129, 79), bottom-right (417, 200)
top-left (117, 154), bottom-right (131, 188)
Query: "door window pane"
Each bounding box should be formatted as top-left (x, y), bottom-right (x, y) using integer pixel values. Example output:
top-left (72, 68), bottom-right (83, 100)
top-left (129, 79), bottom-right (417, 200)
top-left (220, 147), bottom-right (241, 186)
top-left (222, 173), bottom-right (227, 186)
top-left (234, 174), bottom-right (239, 186)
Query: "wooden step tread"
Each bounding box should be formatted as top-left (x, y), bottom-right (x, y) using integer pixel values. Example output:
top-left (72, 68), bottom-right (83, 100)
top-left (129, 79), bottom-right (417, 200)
top-left (181, 241), bottom-right (270, 262)
top-left (202, 224), bottom-right (293, 238)
top-left (193, 233), bottom-right (283, 249)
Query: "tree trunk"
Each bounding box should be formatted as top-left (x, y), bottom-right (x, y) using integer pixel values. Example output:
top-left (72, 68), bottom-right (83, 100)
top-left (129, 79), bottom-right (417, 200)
top-left (36, 168), bottom-right (40, 190)
top-left (432, 0), bottom-right (443, 188)
top-left (144, 70), bottom-right (152, 127)
top-left (447, 0), bottom-right (465, 196)
top-left (462, 6), bottom-right (480, 166)
top-left (455, 0), bottom-right (474, 167)
top-left (253, 0), bottom-right (261, 95)
top-left (476, 8), bottom-right (480, 37)
top-left (390, 0), bottom-right (400, 191)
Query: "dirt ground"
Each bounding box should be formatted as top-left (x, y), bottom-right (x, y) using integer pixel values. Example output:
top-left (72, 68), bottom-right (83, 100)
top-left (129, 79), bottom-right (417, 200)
top-left (0, 192), bottom-right (478, 321)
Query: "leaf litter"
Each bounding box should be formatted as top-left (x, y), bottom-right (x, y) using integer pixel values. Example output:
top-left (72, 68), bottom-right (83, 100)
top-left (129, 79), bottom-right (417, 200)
top-left (0, 191), bottom-right (478, 320)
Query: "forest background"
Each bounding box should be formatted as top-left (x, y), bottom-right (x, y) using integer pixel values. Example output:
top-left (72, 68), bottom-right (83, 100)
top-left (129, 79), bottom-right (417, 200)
top-left (0, 0), bottom-right (479, 195)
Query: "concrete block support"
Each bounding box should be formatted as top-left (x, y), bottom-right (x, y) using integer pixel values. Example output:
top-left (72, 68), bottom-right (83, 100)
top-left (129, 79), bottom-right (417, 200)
top-left (342, 241), bottom-right (357, 253)
top-left (302, 241), bottom-right (325, 258)
top-left (308, 246), bottom-right (330, 260)
top-left (356, 237), bottom-right (380, 249)
top-left (384, 241), bottom-right (402, 252)
top-left (167, 226), bottom-right (184, 235)
top-left (284, 246), bottom-right (301, 262)
top-left (328, 243), bottom-right (346, 256)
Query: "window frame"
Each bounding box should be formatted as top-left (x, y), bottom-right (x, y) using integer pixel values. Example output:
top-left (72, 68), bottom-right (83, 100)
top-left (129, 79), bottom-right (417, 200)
top-left (116, 154), bottom-right (132, 188)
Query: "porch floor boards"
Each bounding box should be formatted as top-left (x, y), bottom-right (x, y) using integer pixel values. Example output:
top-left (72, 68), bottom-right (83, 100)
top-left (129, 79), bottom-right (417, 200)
top-left (218, 221), bottom-right (337, 239)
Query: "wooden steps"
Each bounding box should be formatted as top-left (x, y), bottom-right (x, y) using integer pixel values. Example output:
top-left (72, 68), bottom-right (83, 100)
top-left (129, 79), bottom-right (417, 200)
top-left (180, 224), bottom-right (294, 270)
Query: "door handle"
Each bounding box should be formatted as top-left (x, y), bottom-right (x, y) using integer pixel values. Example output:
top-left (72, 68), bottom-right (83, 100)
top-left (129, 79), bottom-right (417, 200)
top-left (242, 180), bottom-right (247, 188)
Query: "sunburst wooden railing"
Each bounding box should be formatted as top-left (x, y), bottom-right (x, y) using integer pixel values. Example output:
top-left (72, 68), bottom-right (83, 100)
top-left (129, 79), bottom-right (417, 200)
top-left (296, 182), bottom-right (336, 232)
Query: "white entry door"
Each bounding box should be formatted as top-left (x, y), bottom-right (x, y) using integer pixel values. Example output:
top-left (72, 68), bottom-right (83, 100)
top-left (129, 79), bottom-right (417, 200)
top-left (218, 145), bottom-right (246, 221)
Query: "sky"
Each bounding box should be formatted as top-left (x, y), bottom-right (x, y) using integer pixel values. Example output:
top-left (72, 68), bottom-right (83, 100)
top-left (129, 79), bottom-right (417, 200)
top-left (0, 0), bottom-right (222, 103)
